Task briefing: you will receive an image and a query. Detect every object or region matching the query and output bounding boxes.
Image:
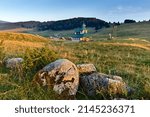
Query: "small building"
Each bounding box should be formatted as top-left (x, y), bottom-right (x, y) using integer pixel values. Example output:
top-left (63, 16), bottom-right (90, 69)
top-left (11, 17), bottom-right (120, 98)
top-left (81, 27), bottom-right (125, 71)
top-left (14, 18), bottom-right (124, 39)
top-left (73, 23), bottom-right (88, 41)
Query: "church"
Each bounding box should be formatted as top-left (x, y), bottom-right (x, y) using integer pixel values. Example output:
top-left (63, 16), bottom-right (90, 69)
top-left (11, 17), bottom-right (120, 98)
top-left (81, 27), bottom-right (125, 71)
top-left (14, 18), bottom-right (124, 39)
top-left (73, 23), bottom-right (88, 41)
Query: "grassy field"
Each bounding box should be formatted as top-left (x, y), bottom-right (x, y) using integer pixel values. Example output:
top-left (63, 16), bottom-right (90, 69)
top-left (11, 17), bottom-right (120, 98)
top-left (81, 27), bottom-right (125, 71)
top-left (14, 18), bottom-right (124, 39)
top-left (91, 21), bottom-right (150, 41)
top-left (0, 25), bottom-right (150, 100)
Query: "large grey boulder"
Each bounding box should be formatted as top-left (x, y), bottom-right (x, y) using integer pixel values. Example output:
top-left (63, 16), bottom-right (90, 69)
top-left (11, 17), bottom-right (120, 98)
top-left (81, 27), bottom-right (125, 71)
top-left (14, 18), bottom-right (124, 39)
top-left (5, 58), bottom-right (24, 68)
top-left (33, 59), bottom-right (79, 98)
top-left (80, 72), bottom-right (130, 97)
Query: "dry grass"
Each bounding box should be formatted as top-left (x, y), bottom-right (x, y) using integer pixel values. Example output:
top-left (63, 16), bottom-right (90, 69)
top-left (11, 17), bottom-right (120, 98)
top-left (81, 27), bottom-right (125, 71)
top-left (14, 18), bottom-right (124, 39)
top-left (0, 32), bottom-right (50, 55)
top-left (3, 40), bottom-right (46, 54)
top-left (0, 32), bottom-right (48, 42)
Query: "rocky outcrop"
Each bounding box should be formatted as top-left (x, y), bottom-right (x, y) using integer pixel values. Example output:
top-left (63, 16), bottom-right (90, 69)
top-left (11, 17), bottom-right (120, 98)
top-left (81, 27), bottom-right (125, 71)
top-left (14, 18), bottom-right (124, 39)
top-left (4, 58), bottom-right (24, 69)
top-left (33, 59), bottom-right (79, 99)
top-left (33, 60), bottom-right (133, 99)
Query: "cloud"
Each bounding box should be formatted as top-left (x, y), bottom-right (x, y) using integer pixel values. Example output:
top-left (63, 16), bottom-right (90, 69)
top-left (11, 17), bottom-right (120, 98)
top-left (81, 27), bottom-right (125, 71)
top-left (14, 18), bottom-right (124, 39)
top-left (108, 5), bottom-right (144, 15)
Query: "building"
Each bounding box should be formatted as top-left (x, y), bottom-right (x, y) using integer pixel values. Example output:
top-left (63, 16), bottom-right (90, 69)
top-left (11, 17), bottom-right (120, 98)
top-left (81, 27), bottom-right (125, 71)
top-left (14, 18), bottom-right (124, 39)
top-left (74, 23), bottom-right (88, 41)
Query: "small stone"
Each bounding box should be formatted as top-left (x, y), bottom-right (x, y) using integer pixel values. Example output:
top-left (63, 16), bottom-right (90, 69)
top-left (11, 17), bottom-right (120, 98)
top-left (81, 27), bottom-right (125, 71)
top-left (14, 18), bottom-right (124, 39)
top-left (77, 64), bottom-right (97, 74)
top-left (111, 75), bottom-right (123, 81)
top-left (5, 58), bottom-right (24, 68)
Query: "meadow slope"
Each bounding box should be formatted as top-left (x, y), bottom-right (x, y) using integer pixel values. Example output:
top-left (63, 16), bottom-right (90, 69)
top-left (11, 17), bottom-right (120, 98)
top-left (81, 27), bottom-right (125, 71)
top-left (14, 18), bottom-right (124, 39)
top-left (0, 32), bottom-right (150, 100)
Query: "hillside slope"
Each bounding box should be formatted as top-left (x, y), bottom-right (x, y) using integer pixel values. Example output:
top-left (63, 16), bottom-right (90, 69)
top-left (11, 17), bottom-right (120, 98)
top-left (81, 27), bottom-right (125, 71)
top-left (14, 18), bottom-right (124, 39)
top-left (0, 20), bottom-right (9, 24)
top-left (0, 32), bottom-right (49, 55)
top-left (92, 21), bottom-right (150, 41)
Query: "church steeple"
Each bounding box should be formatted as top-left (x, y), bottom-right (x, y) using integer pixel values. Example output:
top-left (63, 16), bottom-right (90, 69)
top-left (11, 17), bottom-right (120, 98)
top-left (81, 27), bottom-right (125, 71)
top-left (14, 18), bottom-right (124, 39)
top-left (82, 23), bottom-right (86, 29)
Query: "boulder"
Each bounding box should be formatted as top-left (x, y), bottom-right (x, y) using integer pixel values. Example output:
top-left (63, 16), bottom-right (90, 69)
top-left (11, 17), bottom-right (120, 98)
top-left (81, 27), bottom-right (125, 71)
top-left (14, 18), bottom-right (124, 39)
top-left (5, 58), bottom-right (24, 69)
top-left (77, 64), bottom-right (97, 74)
top-left (33, 59), bottom-right (79, 98)
top-left (80, 72), bottom-right (130, 97)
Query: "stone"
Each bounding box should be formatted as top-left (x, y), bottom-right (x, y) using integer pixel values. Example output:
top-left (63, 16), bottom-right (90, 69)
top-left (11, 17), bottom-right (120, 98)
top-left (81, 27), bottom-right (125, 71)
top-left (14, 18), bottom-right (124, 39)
top-left (33, 59), bottom-right (79, 98)
top-left (111, 75), bottom-right (123, 81)
top-left (80, 72), bottom-right (129, 97)
top-left (77, 64), bottom-right (97, 74)
top-left (5, 58), bottom-right (24, 69)
top-left (107, 78), bottom-right (126, 94)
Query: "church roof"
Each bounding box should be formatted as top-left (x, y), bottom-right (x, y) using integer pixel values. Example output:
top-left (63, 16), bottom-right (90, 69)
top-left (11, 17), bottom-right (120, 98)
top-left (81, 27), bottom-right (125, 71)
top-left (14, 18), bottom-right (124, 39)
top-left (75, 28), bottom-right (83, 32)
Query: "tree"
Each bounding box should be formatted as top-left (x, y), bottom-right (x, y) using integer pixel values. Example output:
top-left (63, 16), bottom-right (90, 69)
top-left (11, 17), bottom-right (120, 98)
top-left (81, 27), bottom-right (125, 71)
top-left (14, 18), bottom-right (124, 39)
top-left (124, 19), bottom-right (136, 24)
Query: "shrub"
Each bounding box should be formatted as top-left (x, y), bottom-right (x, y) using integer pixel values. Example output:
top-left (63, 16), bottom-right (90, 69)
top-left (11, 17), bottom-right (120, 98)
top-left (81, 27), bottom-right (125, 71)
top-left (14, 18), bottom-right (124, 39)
top-left (0, 40), bottom-right (5, 62)
top-left (22, 47), bottom-right (58, 78)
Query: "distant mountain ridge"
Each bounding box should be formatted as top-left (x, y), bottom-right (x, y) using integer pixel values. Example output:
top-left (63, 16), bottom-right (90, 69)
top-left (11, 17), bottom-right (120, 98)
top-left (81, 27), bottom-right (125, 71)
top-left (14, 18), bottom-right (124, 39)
top-left (0, 20), bottom-right (10, 23)
top-left (0, 17), bottom-right (110, 31)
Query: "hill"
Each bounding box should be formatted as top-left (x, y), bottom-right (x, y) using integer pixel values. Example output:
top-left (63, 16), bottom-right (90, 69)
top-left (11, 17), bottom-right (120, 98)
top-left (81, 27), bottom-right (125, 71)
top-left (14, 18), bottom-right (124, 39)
top-left (36, 17), bottom-right (109, 31)
top-left (0, 32), bottom-right (49, 55)
top-left (0, 20), bottom-right (9, 24)
top-left (91, 21), bottom-right (150, 41)
top-left (0, 17), bottom-right (109, 31)
top-left (0, 21), bottom-right (40, 30)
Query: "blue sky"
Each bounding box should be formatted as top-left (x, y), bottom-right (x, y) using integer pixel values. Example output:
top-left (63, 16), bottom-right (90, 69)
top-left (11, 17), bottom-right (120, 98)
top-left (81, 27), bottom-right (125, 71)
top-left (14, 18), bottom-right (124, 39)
top-left (0, 0), bottom-right (150, 22)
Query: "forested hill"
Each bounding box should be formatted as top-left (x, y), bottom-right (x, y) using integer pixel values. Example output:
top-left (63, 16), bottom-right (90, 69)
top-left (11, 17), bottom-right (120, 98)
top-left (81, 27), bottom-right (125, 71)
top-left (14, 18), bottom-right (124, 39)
top-left (0, 18), bottom-right (110, 31)
top-left (36, 17), bottom-right (110, 31)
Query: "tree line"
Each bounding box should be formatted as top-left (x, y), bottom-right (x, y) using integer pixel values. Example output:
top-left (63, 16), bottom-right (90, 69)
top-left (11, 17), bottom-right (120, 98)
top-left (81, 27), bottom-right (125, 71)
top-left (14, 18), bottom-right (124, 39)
top-left (36, 17), bottom-right (110, 31)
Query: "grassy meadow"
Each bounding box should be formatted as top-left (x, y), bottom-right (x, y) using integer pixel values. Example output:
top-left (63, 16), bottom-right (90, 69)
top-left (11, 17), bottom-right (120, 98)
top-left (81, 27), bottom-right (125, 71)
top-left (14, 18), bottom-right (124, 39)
top-left (0, 22), bottom-right (150, 100)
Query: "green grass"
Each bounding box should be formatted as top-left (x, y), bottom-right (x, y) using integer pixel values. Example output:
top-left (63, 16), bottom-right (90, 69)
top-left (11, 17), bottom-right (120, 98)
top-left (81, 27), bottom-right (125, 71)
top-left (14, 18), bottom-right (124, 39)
top-left (32, 39), bottom-right (150, 99)
top-left (24, 29), bottom-right (75, 38)
top-left (92, 22), bottom-right (150, 41)
top-left (24, 28), bottom-right (96, 38)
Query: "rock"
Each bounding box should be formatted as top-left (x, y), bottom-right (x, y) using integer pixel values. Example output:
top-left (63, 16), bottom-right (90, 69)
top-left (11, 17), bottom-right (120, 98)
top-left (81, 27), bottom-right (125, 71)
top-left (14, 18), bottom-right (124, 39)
top-left (77, 64), bottom-right (97, 74)
top-left (80, 72), bottom-right (130, 97)
top-left (5, 58), bottom-right (24, 68)
top-left (80, 73), bottom-right (109, 96)
top-left (107, 78), bottom-right (126, 94)
top-left (110, 75), bottom-right (123, 81)
top-left (33, 59), bottom-right (79, 98)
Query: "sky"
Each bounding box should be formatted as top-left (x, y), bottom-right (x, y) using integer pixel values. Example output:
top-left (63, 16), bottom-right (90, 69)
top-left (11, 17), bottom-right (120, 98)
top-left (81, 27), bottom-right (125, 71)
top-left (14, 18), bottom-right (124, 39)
top-left (0, 0), bottom-right (150, 22)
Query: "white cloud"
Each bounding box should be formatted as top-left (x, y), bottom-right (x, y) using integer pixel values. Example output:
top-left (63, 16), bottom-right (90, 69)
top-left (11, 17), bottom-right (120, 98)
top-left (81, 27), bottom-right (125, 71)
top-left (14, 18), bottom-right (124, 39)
top-left (110, 6), bottom-right (143, 14)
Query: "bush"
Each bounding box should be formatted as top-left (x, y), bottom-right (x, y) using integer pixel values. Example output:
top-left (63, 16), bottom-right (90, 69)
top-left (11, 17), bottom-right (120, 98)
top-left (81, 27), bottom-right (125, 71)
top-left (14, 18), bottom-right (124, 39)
top-left (0, 40), bottom-right (5, 62)
top-left (23, 47), bottom-right (58, 78)
top-left (124, 19), bottom-right (136, 24)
